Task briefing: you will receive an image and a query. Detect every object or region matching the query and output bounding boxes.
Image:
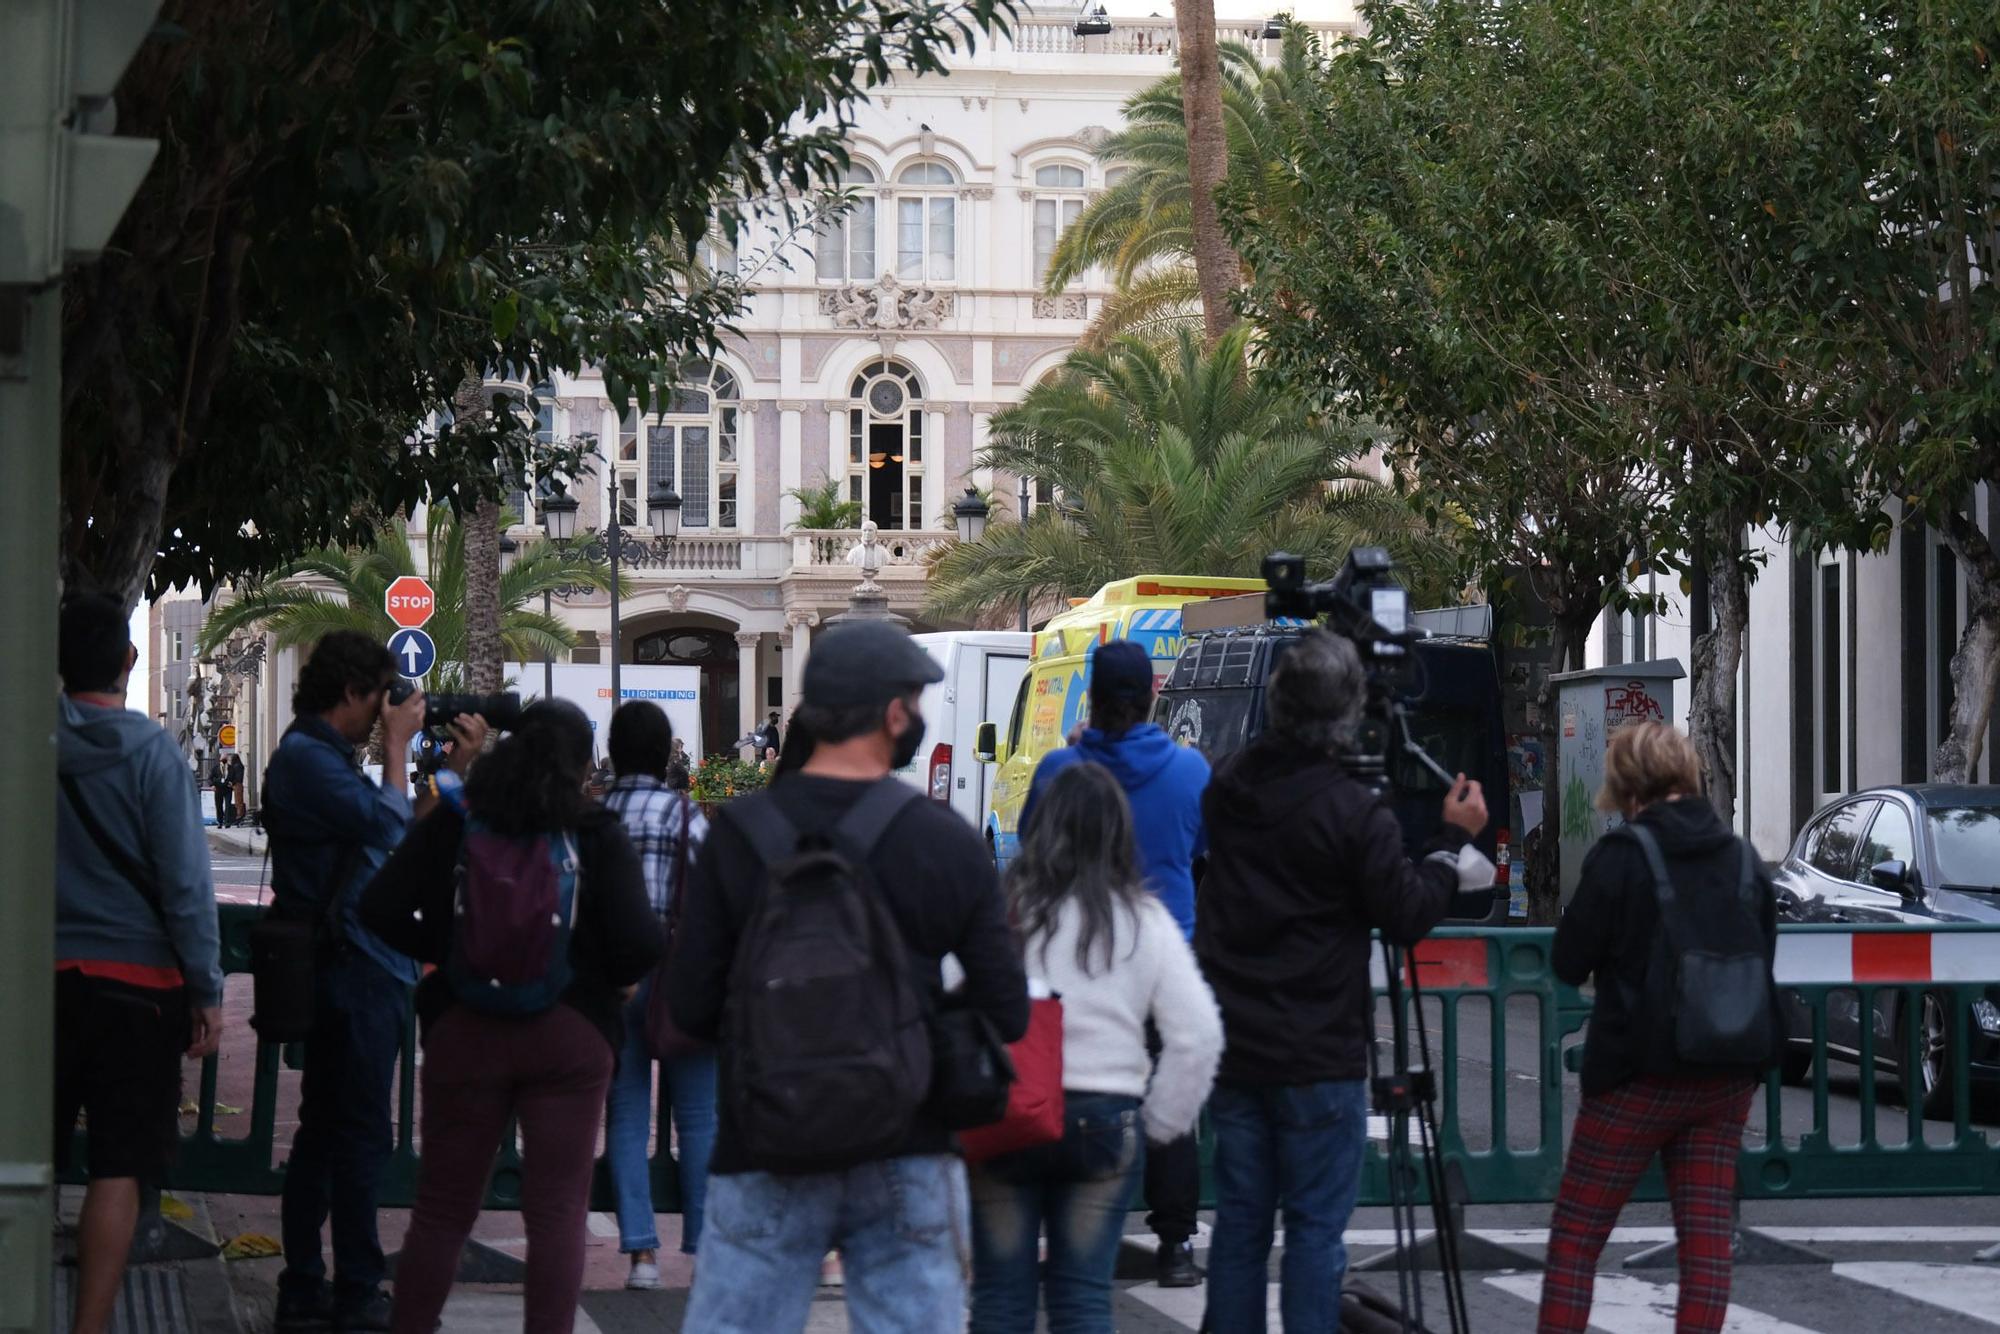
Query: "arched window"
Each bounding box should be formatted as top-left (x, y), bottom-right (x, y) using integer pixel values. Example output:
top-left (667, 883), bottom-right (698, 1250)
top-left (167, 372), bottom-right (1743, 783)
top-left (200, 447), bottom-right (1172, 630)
top-left (847, 359), bottom-right (926, 530)
top-left (816, 164), bottom-right (878, 282)
top-left (1032, 164), bottom-right (1089, 284)
top-left (1104, 165), bottom-right (1132, 189)
top-left (895, 162), bottom-right (957, 282)
top-left (636, 364), bottom-right (741, 530)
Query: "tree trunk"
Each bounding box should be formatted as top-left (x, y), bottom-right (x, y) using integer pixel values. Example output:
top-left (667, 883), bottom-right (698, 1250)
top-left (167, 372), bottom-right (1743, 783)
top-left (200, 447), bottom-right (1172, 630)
top-left (1526, 604), bottom-right (1596, 926)
top-left (1173, 0), bottom-right (1241, 348)
top-left (462, 498), bottom-right (504, 693)
top-left (1934, 508), bottom-right (2000, 783)
top-left (1687, 528), bottom-right (1749, 827)
top-left (453, 373), bottom-right (506, 694)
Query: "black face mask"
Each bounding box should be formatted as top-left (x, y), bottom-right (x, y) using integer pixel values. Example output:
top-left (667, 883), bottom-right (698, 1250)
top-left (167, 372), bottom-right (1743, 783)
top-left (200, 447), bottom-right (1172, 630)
top-left (891, 708), bottom-right (927, 770)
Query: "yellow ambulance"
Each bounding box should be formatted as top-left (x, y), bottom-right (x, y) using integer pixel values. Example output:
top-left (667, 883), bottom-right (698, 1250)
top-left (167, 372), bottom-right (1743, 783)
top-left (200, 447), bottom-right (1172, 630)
top-left (976, 575), bottom-right (1265, 869)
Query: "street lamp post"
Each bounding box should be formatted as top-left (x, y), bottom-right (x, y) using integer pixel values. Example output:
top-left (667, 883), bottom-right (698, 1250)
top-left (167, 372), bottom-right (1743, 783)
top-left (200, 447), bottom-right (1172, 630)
top-left (1016, 474), bottom-right (1032, 631)
top-left (537, 477), bottom-right (680, 712)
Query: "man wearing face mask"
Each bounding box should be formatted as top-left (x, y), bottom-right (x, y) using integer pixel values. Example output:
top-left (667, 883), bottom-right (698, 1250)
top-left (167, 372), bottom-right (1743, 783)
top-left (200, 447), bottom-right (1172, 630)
top-left (668, 620), bottom-right (1027, 1332)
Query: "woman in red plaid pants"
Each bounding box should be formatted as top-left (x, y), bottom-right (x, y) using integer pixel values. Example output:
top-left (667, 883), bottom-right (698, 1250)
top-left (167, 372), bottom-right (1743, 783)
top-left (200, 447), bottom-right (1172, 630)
top-left (1539, 723), bottom-right (1778, 1334)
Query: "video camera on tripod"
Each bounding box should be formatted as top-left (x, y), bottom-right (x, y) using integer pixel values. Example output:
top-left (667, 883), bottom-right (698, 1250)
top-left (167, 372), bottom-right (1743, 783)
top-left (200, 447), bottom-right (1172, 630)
top-left (1260, 547), bottom-right (1493, 1334)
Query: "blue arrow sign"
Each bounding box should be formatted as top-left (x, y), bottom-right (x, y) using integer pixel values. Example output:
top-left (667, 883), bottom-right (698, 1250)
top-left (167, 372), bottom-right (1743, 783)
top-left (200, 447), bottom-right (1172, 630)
top-left (388, 628), bottom-right (437, 679)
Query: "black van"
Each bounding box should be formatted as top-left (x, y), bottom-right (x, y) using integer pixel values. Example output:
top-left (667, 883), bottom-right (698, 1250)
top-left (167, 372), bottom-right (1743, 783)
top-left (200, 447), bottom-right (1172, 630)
top-left (1153, 622), bottom-right (1511, 894)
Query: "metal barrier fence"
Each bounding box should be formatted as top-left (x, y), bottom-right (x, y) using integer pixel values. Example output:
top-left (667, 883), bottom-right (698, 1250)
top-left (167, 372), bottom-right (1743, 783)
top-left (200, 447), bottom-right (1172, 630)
top-left (97, 907), bottom-right (2000, 1211)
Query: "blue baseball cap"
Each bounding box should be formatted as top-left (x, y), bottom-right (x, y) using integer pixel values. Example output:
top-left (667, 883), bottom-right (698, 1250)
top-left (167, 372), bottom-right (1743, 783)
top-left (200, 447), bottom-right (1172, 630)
top-left (1089, 639), bottom-right (1154, 706)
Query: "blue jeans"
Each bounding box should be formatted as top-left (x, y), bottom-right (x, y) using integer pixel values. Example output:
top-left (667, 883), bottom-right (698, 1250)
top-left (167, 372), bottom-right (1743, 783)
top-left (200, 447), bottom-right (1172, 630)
top-left (1205, 1079), bottom-right (1369, 1334)
top-left (684, 1154), bottom-right (970, 1333)
top-left (604, 980), bottom-right (718, 1254)
top-left (279, 950), bottom-right (411, 1302)
top-left (969, 1092), bottom-right (1144, 1334)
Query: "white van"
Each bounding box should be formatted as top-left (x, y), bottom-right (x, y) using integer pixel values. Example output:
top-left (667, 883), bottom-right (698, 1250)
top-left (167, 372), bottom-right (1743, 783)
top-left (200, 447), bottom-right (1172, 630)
top-left (895, 630), bottom-right (1032, 831)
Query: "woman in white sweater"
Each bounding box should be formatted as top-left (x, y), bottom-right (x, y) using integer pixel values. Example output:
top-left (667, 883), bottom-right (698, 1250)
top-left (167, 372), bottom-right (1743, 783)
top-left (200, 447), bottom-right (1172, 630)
top-left (969, 762), bottom-right (1223, 1334)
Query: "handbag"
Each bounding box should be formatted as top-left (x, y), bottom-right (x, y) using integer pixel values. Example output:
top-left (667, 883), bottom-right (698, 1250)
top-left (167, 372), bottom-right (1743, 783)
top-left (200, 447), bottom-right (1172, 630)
top-left (643, 794), bottom-right (709, 1060)
top-left (959, 984), bottom-right (1065, 1165)
top-left (248, 838), bottom-right (361, 1044)
top-left (928, 1003), bottom-right (1017, 1131)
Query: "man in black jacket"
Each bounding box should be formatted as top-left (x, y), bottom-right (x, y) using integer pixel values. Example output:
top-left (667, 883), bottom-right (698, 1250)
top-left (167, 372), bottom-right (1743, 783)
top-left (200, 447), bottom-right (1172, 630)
top-left (1196, 630), bottom-right (1487, 1334)
top-left (668, 620), bottom-right (1028, 1333)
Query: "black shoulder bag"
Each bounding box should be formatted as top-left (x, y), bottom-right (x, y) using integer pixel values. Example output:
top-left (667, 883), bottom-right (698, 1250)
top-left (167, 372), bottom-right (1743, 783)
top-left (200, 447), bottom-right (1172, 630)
top-left (248, 840), bottom-right (363, 1043)
top-left (1626, 824), bottom-right (1776, 1066)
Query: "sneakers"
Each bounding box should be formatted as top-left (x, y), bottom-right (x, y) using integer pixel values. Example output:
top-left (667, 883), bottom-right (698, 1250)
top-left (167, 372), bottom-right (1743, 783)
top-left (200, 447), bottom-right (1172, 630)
top-left (819, 1251), bottom-right (845, 1287)
top-left (1156, 1239), bottom-right (1204, 1288)
top-left (333, 1289), bottom-right (393, 1332)
top-left (626, 1252), bottom-right (663, 1291)
top-left (274, 1287), bottom-right (335, 1331)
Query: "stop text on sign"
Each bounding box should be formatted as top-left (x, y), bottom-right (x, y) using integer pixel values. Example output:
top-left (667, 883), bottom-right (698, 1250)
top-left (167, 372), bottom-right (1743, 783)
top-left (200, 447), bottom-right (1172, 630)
top-left (384, 575), bottom-right (436, 629)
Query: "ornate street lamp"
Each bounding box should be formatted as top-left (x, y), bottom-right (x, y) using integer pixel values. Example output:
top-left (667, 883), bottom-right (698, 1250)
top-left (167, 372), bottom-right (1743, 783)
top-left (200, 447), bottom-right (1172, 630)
top-left (498, 533), bottom-right (518, 574)
top-left (648, 482), bottom-right (683, 540)
top-left (952, 486), bottom-right (990, 545)
top-left (539, 493), bottom-right (580, 543)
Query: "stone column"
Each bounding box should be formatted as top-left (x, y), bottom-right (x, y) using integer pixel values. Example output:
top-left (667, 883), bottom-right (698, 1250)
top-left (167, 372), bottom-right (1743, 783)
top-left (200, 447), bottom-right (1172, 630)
top-left (736, 631), bottom-right (763, 757)
top-left (785, 609), bottom-right (819, 717)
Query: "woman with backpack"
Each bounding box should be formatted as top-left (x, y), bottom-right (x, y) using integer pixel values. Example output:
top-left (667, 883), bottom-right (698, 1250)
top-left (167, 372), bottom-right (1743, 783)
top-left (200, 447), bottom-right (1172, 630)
top-left (359, 699), bottom-right (662, 1334)
top-left (969, 761), bottom-right (1223, 1334)
top-left (1537, 721), bottom-right (1779, 1334)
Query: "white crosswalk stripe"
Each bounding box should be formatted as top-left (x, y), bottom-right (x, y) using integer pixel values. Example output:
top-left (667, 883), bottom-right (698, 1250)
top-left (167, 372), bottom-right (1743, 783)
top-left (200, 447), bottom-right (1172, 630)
top-left (437, 1291), bottom-right (603, 1333)
top-left (1832, 1261), bottom-right (2000, 1326)
top-left (1484, 1272), bottom-right (1824, 1333)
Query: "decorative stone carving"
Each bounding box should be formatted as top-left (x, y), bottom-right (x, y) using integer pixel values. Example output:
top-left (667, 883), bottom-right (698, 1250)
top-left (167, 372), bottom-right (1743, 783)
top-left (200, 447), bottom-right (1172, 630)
top-left (785, 607), bottom-right (821, 628)
top-left (777, 400), bottom-right (810, 413)
top-left (817, 273), bottom-right (957, 331)
top-left (1033, 295), bottom-right (1089, 320)
top-left (959, 186), bottom-right (994, 201)
top-left (1018, 99), bottom-right (1031, 112)
top-left (735, 630), bottom-right (764, 649)
top-left (1018, 188), bottom-right (1037, 201)
top-left (667, 584), bottom-right (691, 614)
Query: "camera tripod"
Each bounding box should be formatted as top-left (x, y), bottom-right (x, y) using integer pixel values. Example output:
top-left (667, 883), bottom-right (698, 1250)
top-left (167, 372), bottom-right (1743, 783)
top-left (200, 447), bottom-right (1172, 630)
top-left (1346, 698), bottom-right (1476, 1334)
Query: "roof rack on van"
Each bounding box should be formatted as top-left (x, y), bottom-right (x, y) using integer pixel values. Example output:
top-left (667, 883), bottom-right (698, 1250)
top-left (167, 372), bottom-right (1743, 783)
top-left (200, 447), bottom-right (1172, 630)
top-left (1179, 592), bottom-right (1494, 642)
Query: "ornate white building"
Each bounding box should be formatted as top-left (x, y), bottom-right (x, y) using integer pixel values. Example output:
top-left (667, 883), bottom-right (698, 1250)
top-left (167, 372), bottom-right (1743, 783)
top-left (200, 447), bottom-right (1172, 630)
top-left (509, 6), bottom-right (1358, 754)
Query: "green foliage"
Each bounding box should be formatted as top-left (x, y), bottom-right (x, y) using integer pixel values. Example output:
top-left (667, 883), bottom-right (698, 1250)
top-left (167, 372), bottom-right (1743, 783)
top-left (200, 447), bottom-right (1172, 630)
top-left (690, 755), bottom-right (770, 804)
top-left (786, 481), bottom-right (865, 531)
top-left (64, 0), bottom-right (1011, 606)
top-left (197, 510), bottom-right (608, 692)
top-left (926, 328), bottom-right (1461, 622)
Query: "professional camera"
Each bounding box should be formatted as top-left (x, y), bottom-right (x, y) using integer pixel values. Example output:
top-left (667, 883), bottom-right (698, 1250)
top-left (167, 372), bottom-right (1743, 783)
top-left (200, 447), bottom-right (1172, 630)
top-left (1263, 546), bottom-right (1412, 663)
top-left (421, 691), bottom-right (524, 733)
top-left (384, 683), bottom-right (524, 776)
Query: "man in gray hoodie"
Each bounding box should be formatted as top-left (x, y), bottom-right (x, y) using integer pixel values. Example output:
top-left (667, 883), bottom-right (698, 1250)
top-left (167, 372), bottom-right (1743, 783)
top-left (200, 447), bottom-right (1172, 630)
top-left (55, 592), bottom-right (223, 1334)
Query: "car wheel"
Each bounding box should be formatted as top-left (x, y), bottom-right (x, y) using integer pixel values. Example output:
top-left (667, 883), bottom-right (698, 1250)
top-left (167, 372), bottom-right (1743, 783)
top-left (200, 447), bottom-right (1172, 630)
top-left (1894, 990), bottom-right (1954, 1118)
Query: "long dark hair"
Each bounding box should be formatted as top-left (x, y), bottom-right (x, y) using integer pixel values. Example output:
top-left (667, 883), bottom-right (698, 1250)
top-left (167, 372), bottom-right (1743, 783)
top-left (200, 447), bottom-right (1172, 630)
top-left (1007, 762), bottom-right (1148, 976)
top-left (770, 713), bottom-right (816, 785)
top-left (464, 699), bottom-right (594, 834)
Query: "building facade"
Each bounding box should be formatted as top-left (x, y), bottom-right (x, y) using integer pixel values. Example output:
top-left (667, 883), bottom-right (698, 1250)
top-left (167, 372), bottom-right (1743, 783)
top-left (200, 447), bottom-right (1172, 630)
top-left (506, 8), bottom-right (1358, 752)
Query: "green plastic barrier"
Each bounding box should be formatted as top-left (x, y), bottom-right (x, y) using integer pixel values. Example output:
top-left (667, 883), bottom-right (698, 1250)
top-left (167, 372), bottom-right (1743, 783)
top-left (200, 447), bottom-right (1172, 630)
top-left (90, 908), bottom-right (2000, 1212)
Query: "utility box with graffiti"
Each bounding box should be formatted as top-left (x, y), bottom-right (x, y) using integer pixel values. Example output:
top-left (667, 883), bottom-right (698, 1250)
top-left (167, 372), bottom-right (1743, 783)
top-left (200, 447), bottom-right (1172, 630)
top-left (1551, 660), bottom-right (1685, 904)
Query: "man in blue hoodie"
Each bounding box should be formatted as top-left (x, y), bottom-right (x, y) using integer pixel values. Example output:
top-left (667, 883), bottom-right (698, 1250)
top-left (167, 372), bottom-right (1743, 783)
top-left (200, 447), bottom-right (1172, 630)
top-left (1020, 637), bottom-right (1211, 1286)
top-left (55, 593), bottom-right (224, 1334)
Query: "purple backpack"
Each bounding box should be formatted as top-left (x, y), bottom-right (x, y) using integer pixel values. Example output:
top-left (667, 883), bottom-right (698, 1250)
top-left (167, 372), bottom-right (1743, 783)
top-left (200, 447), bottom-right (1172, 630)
top-left (445, 819), bottom-right (580, 1016)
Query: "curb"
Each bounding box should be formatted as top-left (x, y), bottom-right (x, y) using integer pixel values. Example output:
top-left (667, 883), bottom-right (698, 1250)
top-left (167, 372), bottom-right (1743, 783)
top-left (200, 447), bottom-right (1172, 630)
top-left (206, 828), bottom-right (266, 857)
top-left (178, 1196), bottom-right (247, 1334)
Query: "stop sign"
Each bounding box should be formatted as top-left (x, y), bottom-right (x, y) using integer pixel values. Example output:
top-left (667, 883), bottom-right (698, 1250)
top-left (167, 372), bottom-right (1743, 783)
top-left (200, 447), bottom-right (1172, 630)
top-left (384, 575), bottom-right (436, 629)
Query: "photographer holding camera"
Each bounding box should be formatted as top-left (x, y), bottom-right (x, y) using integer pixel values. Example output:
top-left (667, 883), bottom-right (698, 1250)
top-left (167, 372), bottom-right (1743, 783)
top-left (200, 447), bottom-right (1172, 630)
top-left (1195, 629), bottom-right (1486, 1334)
top-left (261, 631), bottom-right (486, 1331)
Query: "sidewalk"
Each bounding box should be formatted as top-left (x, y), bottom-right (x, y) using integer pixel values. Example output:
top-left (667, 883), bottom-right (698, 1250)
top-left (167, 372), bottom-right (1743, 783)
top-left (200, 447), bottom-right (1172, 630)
top-left (207, 825), bottom-right (267, 857)
top-left (51, 1188), bottom-right (242, 1334)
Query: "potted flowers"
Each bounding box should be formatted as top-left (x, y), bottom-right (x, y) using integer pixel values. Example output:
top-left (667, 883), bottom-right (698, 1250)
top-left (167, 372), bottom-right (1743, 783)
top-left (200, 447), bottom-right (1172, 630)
top-left (689, 754), bottom-right (769, 815)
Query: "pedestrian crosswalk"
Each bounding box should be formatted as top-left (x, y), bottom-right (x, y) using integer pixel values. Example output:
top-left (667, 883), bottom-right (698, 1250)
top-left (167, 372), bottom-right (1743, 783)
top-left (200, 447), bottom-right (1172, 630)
top-left (1125, 1240), bottom-right (2000, 1332)
top-left (1484, 1272), bottom-right (1822, 1333)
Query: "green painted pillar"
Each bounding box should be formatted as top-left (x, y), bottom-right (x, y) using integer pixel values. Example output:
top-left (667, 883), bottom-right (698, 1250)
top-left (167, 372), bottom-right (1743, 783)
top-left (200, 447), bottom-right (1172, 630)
top-left (0, 288), bottom-right (59, 1334)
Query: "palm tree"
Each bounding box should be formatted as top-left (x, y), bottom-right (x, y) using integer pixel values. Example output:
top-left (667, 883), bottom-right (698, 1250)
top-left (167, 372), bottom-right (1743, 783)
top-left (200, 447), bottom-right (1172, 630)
top-left (198, 508), bottom-right (608, 692)
top-left (925, 328), bottom-right (1462, 623)
top-left (1173, 0), bottom-right (1240, 346)
top-left (786, 480), bottom-right (864, 530)
top-left (1046, 35), bottom-right (1313, 343)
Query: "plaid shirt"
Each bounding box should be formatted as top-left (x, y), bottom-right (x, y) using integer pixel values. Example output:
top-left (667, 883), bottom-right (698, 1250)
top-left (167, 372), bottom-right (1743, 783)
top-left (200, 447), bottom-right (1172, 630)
top-left (603, 775), bottom-right (708, 916)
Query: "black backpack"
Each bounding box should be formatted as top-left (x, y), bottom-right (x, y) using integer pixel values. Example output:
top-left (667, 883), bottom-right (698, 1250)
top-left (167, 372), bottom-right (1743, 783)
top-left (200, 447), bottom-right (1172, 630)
top-left (722, 779), bottom-right (934, 1173)
top-left (1626, 823), bottom-right (1777, 1066)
